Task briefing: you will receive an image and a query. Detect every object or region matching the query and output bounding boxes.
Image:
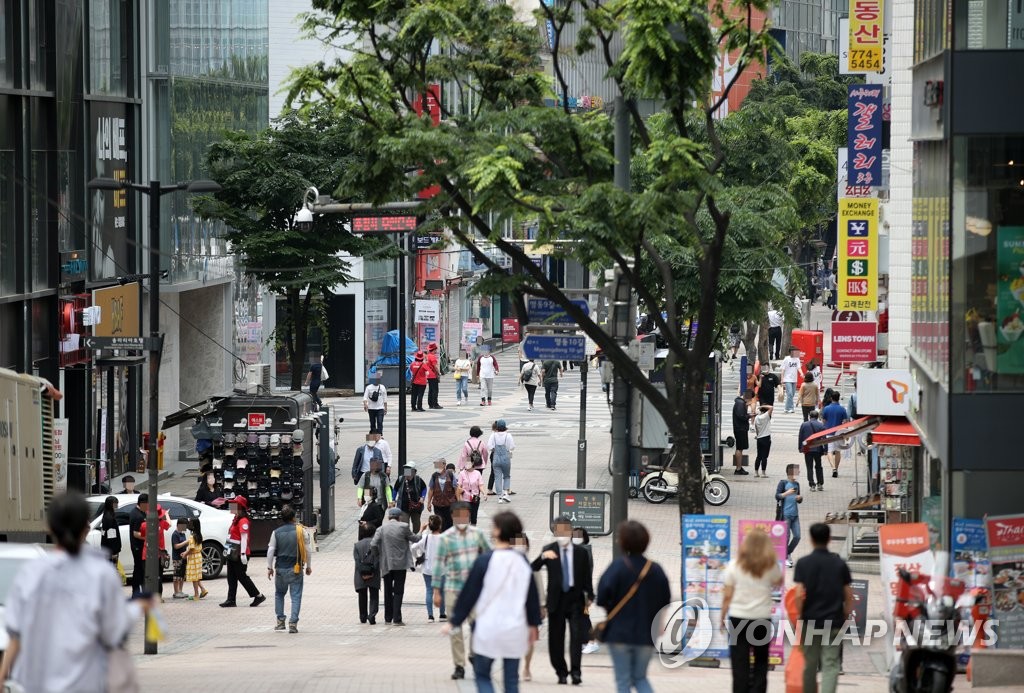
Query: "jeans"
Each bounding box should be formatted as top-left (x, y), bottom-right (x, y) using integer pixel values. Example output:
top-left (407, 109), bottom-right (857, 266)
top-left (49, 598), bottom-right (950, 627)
top-left (607, 643), bottom-right (655, 693)
top-left (357, 587), bottom-right (379, 622)
top-left (754, 436), bottom-right (771, 473)
top-left (456, 377), bottom-right (469, 401)
top-left (524, 384), bottom-right (537, 407)
top-left (473, 654), bottom-right (520, 693)
top-left (785, 515), bottom-right (801, 558)
top-left (803, 628), bottom-right (842, 693)
top-left (727, 618), bottom-right (771, 693)
top-left (383, 569), bottom-right (408, 623)
top-left (784, 381), bottom-right (796, 411)
top-left (480, 377), bottom-right (494, 401)
top-left (368, 408), bottom-right (384, 433)
top-left (805, 452), bottom-right (824, 488)
top-left (544, 382), bottom-right (559, 408)
top-left (424, 574), bottom-right (446, 619)
top-left (492, 459), bottom-right (511, 495)
top-left (274, 569), bottom-right (304, 624)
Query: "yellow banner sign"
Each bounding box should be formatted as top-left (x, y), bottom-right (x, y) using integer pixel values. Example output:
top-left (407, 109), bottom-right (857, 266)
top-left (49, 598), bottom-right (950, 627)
top-left (838, 198), bottom-right (878, 311)
top-left (92, 282), bottom-right (141, 338)
top-left (848, 0), bottom-right (884, 73)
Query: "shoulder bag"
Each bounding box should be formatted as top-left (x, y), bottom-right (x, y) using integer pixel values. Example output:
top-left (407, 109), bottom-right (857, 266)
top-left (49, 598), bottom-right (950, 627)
top-left (590, 559), bottom-right (652, 642)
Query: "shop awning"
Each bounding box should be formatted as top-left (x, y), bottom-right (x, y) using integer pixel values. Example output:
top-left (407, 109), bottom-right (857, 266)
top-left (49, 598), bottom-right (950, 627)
top-left (871, 419), bottom-right (921, 446)
top-left (802, 416), bottom-right (882, 450)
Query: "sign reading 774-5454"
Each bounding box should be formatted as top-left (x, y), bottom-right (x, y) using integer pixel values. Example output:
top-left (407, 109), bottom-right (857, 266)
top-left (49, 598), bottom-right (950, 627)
top-left (838, 198), bottom-right (878, 311)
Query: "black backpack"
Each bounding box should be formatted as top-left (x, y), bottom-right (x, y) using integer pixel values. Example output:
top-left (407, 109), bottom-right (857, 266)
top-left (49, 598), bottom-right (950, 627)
top-left (467, 439), bottom-right (484, 468)
top-left (357, 544), bottom-right (376, 578)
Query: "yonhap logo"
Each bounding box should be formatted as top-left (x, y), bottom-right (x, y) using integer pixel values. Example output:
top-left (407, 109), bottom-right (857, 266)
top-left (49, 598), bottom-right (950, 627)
top-left (652, 598), bottom-right (714, 667)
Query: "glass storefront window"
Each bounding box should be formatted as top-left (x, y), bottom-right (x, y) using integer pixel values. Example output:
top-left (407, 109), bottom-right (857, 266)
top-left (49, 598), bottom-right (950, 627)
top-left (915, 0), bottom-right (949, 61)
top-left (0, 0), bottom-right (14, 87)
top-left (28, 0), bottom-right (48, 90)
top-left (955, 0), bottom-right (1024, 49)
top-left (951, 135), bottom-right (1024, 392)
top-left (88, 0), bottom-right (131, 95)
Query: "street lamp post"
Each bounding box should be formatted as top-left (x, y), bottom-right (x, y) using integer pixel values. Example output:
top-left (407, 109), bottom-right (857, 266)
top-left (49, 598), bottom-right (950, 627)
top-left (88, 177), bottom-right (221, 654)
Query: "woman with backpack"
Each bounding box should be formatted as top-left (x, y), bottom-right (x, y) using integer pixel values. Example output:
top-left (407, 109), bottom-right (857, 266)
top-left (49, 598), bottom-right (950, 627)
top-left (425, 458), bottom-right (458, 531)
top-left (487, 419), bottom-right (516, 503)
top-left (519, 358), bottom-right (540, 410)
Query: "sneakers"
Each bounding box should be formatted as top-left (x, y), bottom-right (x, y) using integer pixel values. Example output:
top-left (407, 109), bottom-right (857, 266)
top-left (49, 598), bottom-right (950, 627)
top-left (219, 601), bottom-right (236, 608)
top-left (452, 666), bottom-right (465, 680)
top-left (457, 400), bottom-right (462, 406)
top-left (487, 400), bottom-right (492, 406)
top-left (734, 468), bottom-right (749, 475)
top-left (582, 643), bottom-right (600, 654)
top-left (480, 401), bottom-right (487, 406)
top-left (275, 618), bottom-right (287, 631)
top-left (288, 623), bottom-right (298, 634)
top-left (502, 493), bottom-right (511, 503)
top-left (428, 616), bottom-right (435, 623)
top-left (786, 558), bottom-right (794, 568)
top-left (817, 484), bottom-right (824, 491)
top-left (251, 594), bottom-right (267, 607)
top-left (439, 613), bottom-right (447, 621)
top-left (172, 592), bottom-right (188, 599)
top-left (528, 405), bottom-right (533, 411)
top-left (832, 470), bottom-right (839, 478)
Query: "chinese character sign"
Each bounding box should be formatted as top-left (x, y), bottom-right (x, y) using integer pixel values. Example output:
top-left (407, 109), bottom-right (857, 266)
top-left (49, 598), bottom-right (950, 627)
top-left (838, 198), bottom-right (879, 311)
top-left (847, 85), bottom-right (883, 186)
top-left (848, 0), bottom-right (884, 72)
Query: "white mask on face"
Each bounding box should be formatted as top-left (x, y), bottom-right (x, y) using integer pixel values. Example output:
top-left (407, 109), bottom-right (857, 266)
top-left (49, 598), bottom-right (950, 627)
top-left (513, 544), bottom-right (529, 555)
top-left (556, 536), bottom-right (571, 547)
top-left (455, 523), bottom-right (469, 531)
top-left (572, 537), bottom-right (585, 546)
top-left (367, 440), bottom-right (377, 448)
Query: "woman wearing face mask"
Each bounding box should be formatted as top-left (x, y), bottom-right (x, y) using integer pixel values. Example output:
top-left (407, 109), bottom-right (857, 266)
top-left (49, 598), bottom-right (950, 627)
top-left (513, 534), bottom-right (545, 682)
top-left (195, 472), bottom-right (223, 507)
top-left (444, 512), bottom-right (542, 693)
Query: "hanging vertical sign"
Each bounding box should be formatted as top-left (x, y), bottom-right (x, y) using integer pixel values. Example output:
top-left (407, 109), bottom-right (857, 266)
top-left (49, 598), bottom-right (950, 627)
top-left (838, 198), bottom-right (879, 311)
top-left (53, 418), bottom-right (69, 494)
top-left (848, 0), bottom-right (884, 72)
top-left (847, 85), bottom-right (884, 186)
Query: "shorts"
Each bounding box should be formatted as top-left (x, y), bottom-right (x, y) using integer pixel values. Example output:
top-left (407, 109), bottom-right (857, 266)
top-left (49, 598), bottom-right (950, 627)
top-left (827, 442), bottom-right (841, 454)
top-left (734, 430), bottom-right (749, 451)
top-left (729, 333), bottom-right (741, 348)
top-left (173, 558), bottom-right (186, 579)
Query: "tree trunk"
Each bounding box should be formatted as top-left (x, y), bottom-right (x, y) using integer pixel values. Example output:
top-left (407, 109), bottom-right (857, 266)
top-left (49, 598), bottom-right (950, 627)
top-left (672, 359), bottom-right (708, 517)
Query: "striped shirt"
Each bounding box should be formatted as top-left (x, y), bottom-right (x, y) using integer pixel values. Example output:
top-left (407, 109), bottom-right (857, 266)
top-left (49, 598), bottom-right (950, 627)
top-left (434, 525), bottom-right (491, 593)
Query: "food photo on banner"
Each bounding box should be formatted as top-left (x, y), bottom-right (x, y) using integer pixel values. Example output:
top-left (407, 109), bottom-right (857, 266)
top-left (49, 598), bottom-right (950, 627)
top-left (681, 514), bottom-right (731, 659)
top-left (995, 226), bottom-right (1024, 373)
top-left (737, 520), bottom-right (787, 665)
top-left (985, 513), bottom-right (1024, 649)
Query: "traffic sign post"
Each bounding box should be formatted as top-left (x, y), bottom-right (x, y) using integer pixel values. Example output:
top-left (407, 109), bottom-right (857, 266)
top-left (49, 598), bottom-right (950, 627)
top-left (526, 297), bottom-right (589, 324)
top-left (522, 334), bottom-right (586, 361)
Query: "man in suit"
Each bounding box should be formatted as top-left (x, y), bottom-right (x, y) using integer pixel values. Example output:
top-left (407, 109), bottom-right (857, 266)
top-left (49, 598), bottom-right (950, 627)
top-left (532, 517), bottom-right (594, 685)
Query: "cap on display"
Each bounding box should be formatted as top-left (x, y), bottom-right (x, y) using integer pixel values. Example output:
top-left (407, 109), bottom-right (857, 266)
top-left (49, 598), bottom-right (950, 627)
top-left (292, 429), bottom-right (305, 444)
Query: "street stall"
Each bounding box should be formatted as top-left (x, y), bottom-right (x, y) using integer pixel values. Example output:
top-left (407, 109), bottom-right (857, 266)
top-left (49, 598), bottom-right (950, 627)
top-left (368, 329), bottom-right (416, 390)
top-left (162, 390), bottom-right (327, 552)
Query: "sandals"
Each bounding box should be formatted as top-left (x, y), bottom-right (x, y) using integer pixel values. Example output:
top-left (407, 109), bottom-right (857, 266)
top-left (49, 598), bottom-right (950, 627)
top-left (200, 589), bottom-right (209, 599)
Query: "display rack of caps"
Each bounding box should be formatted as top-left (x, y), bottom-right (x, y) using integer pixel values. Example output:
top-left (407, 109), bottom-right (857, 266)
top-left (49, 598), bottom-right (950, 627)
top-left (210, 429), bottom-right (306, 520)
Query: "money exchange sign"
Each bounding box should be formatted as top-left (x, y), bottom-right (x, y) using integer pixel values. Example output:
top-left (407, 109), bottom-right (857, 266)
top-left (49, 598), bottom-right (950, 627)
top-left (838, 198), bottom-right (878, 311)
top-left (848, 0), bottom-right (884, 72)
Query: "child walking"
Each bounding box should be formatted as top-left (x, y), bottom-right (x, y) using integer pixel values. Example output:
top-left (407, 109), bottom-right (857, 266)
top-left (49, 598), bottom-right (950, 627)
top-left (185, 517), bottom-right (209, 600)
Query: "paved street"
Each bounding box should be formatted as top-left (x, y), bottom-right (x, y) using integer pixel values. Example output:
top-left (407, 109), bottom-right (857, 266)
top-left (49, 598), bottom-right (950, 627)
top-left (124, 339), bottom-right (978, 692)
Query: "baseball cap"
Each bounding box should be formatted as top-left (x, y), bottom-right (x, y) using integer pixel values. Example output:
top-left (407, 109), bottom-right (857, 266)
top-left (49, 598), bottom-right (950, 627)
top-left (228, 495), bottom-right (249, 510)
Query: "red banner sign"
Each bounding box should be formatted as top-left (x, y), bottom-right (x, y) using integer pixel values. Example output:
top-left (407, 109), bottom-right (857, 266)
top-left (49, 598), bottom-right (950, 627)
top-left (831, 321), bottom-right (877, 362)
top-left (247, 413), bottom-right (266, 430)
top-left (501, 318), bottom-right (521, 343)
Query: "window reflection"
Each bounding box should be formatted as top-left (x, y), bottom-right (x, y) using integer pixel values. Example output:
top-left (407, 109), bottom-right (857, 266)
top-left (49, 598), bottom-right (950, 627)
top-left (88, 0), bottom-right (129, 95)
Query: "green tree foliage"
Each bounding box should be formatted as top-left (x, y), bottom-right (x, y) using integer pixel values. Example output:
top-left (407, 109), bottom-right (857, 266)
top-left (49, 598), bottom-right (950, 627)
top-left (196, 105), bottom-right (392, 389)
top-left (289, 0), bottom-right (779, 514)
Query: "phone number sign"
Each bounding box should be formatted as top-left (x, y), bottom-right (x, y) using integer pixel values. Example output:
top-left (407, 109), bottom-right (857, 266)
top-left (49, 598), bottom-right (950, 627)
top-left (848, 0), bottom-right (884, 73)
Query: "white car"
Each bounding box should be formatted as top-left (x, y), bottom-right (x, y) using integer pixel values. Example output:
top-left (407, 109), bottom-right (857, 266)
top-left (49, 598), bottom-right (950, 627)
top-left (0, 543), bottom-right (48, 657)
top-left (86, 494), bottom-right (233, 580)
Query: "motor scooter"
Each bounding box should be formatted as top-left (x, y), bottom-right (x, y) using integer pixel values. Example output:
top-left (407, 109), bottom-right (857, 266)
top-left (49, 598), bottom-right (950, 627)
top-left (640, 460), bottom-right (730, 506)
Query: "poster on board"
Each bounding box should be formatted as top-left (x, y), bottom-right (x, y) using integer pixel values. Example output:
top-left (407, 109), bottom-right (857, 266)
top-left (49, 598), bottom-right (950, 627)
top-left (681, 514), bottom-right (731, 660)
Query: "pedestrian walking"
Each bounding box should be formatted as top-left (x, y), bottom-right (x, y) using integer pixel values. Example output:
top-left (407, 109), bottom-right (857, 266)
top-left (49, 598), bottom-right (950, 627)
top-left (470, 336), bottom-right (485, 386)
top-left (728, 323), bottom-right (742, 362)
top-left (354, 521), bottom-right (381, 624)
top-left (128, 492), bottom-right (148, 596)
top-left (359, 487), bottom-right (386, 529)
top-left (426, 458), bottom-right (458, 531)
top-left (799, 410), bottom-right (827, 491)
top-left (171, 517), bottom-right (189, 598)
top-left (753, 404), bottom-right (774, 478)
top-left (394, 463), bottom-right (427, 531)
top-left (808, 358), bottom-right (824, 403)
top-left (184, 517), bottom-right (208, 600)
top-left (303, 354), bottom-right (325, 410)
top-left (799, 371), bottom-right (819, 421)
top-left (756, 368), bottom-right (780, 408)
top-left (99, 495), bottom-right (121, 566)
top-left (821, 391), bottom-right (850, 477)
top-left (573, 528), bottom-right (600, 656)
top-left (732, 389), bottom-right (754, 476)
top-left (371, 429), bottom-right (393, 473)
top-left (541, 359), bottom-right (562, 410)
top-left (487, 419), bottom-right (515, 503)
top-left (426, 342), bottom-right (444, 409)
top-left (372, 507), bottom-right (419, 626)
top-left (775, 464), bottom-right (803, 568)
top-left (363, 371), bottom-right (388, 432)
top-left (415, 515), bottom-right (447, 622)
top-left (410, 350), bottom-right (428, 411)
top-left (519, 358), bottom-right (540, 410)
top-left (350, 430), bottom-right (389, 483)
top-left (445, 511), bottom-right (542, 693)
top-left (794, 523), bottom-right (853, 693)
top-left (0, 493), bottom-right (151, 692)
top-left (453, 351), bottom-right (472, 405)
top-left (456, 461), bottom-right (486, 525)
top-left (531, 517), bottom-right (594, 685)
top-left (356, 457), bottom-right (393, 510)
top-left (221, 495), bottom-right (267, 608)
top-left (477, 347), bottom-right (499, 406)
top-left (720, 528), bottom-right (783, 693)
top-left (595, 520), bottom-right (672, 693)
top-left (458, 425), bottom-right (489, 476)
top-left (266, 504), bottom-right (312, 633)
top-left (780, 347), bottom-right (802, 413)
top-left (513, 533), bottom-right (545, 682)
top-left (435, 502), bottom-right (492, 680)
top-left (767, 307), bottom-right (784, 360)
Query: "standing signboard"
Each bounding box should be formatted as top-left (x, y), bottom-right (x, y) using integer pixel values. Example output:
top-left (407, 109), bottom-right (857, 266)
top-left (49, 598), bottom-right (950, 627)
top-left (879, 523), bottom-right (934, 619)
top-left (738, 520), bottom-right (787, 665)
top-left (985, 513), bottom-right (1024, 649)
top-left (952, 517), bottom-right (992, 588)
top-left (501, 318), bottom-right (520, 343)
top-left (551, 490), bottom-right (611, 535)
top-left (838, 197), bottom-right (879, 311)
top-left (831, 321), bottom-right (878, 362)
top-left (681, 514), bottom-right (731, 660)
top-left (849, 579), bottom-right (870, 636)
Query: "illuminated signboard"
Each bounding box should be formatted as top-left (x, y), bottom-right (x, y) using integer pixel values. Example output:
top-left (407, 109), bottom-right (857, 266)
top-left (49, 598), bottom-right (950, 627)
top-left (351, 216), bottom-right (418, 233)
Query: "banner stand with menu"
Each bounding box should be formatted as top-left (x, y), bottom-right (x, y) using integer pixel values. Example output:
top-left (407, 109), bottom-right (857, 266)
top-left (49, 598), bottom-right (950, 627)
top-left (985, 513), bottom-right (1024, 649)
top-left (681, 514), bottom-right (731, 665)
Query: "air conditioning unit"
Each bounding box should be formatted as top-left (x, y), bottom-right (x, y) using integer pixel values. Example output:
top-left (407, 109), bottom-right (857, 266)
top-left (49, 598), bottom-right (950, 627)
top-left (245, 363), bottom-right (271, 394)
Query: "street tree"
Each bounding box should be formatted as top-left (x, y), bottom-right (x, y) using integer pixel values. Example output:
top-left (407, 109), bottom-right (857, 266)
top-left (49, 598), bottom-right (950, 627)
top-left (196, 106), bottom-right (391, 389)
top-left (289, 0), bottom-right (777, 513)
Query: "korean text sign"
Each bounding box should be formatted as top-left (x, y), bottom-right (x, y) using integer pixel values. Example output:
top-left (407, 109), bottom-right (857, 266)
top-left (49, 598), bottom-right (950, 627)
top-left (838, 197), bottom-right (879, 311)
top-left (879, 523), bottom-right (934, 620)
top-left (985, 514), bottom-right (1024, 649)
top-left (681, 514), bottom-right (731, 659)
top-left (848, 0), bottom-right (884, 72)
top-left (847, 85), bottom-right (883, 186)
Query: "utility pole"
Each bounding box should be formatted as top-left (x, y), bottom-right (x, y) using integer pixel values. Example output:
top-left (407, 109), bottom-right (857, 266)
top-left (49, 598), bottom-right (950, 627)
top-left (577, 358), bottom-right (588, 488)
top-left (397, 231), bottom-right (408, 470)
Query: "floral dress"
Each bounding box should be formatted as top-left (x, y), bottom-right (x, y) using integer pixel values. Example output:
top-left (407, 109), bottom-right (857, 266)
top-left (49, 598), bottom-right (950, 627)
top-left (185, 536), bottom-right (203, 582)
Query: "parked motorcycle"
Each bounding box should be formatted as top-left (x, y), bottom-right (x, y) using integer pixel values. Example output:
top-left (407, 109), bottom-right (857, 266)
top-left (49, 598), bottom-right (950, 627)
top-left (889, 552), bottom-right (982, 693)
top-left (641, 462), bottom-right (730, 506)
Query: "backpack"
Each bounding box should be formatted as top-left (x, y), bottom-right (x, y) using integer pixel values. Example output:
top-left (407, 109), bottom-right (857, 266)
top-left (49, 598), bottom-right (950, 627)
top-left (356, 543), bottom-right (376, 579)
top-left (521, 362), bottom-right (534, 383)
top-left (467, 439), bottom-right (484, 468)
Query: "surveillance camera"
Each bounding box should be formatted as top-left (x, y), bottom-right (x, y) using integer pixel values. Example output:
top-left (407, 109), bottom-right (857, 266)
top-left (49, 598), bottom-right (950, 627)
top-left (294, 206), bottom-right (313, 230)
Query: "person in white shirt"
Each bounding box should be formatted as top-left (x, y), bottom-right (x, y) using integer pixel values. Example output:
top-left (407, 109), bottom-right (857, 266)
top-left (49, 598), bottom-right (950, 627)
top-left (720, 529), bottom-right (784, 693)
top-left (767, 308), bottom-right (785, 360)
top-left (363, 371), bottom-right (388, 433)
top-left (780, 347), bottom-right (803, 414)
top-left (753, 404), bottom-right (774, 478)
top-left (476, 347), bottom-right (499, 407)
top-left (519, 359), bottom-right (540, 410)
top-left (452, 351), bottom-right (472, 405)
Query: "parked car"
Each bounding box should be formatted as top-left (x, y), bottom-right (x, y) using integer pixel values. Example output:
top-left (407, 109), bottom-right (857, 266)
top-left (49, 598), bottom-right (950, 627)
top-left (0, 543), bottom-right (48, 658)
top-left (85, 494), bottom-right (232, 580)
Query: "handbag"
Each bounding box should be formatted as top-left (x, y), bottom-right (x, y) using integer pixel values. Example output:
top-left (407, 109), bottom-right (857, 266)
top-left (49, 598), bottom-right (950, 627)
top-left (590, 559), bottom-right (652, 642)
top-left (108, 645), bottom-right (140, 693)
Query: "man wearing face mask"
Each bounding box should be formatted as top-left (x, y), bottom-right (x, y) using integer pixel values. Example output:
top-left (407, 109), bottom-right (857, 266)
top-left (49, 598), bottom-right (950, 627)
top-left (393, 464), bottom-right (427, 532)
top-left (357, 458), bottom-right (394, 510)
top-left (434, 502), bottom-right (492, 680)
top-left (352, 432), bottom-right (386, 485)
top-left (532, 518), bottom-right (595, 685)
